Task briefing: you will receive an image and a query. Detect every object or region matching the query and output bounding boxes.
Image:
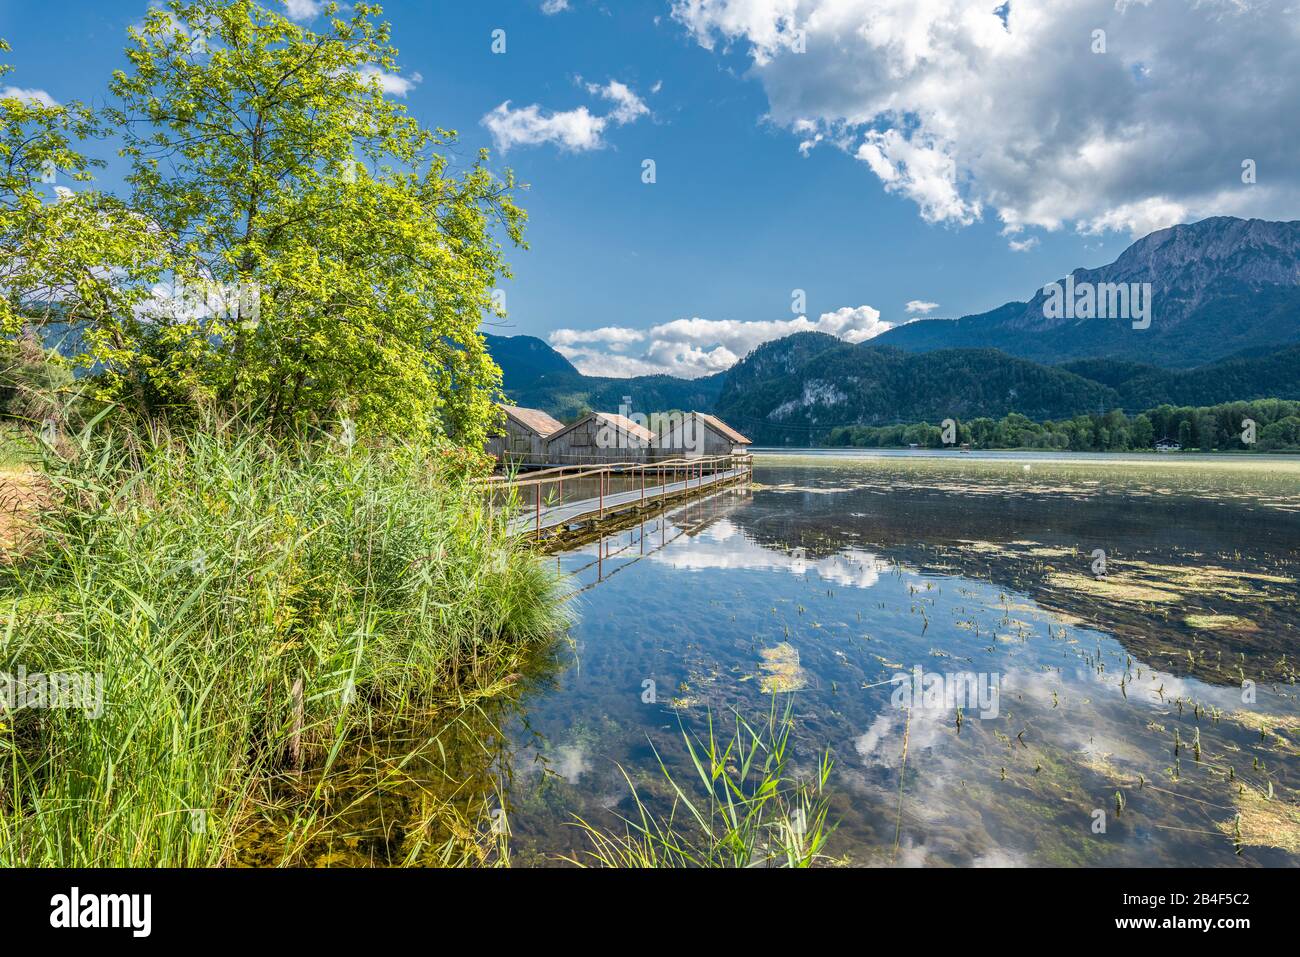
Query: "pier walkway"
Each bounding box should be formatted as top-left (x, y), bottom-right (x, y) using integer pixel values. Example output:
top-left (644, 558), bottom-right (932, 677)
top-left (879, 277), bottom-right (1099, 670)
top-left (482, 454), bottom-right (753, 543)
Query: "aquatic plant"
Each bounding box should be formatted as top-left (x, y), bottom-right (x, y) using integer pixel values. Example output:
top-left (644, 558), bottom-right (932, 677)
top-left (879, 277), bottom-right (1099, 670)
top-left (566, 702), bottom-right (835, 868)
top-left (757, 642), bottom-right (807, 693)
top-left (1218, 785), bottom-right (1300, 853)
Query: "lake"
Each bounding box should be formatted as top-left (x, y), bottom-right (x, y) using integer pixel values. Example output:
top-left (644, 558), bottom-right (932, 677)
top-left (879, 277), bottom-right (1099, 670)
top-left (285, 451), bottom-right (1300, 867)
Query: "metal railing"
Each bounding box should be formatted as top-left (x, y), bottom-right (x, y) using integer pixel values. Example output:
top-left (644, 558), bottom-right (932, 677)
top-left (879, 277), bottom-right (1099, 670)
top-left (480, 453), bottom-right (754, 540)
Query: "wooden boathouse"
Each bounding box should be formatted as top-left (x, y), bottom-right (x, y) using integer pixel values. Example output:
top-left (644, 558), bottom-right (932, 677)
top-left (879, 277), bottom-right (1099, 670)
top-left (485, 405), bottom-right (565, 464)
top-left (481, 404), bottom-right (755, 545)
top-left (542, 411), bottom-right (657, 465)
top-left (654, 412), bottom-right (752, 459)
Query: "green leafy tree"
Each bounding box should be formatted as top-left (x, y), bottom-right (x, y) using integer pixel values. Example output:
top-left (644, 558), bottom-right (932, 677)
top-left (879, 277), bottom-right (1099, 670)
top-left (0, 39), bottom-right (162, 348)
top-left (1259, 416), bottom-right (1300, 450)
top-left (102, 0), bottom-right (524, 442)
top-left (817, 400), bottom-right (1298, 452)
top-left (1130, 414), bottom-right (1155, 449)
top-left (967, 417), bottom-right (996, 447)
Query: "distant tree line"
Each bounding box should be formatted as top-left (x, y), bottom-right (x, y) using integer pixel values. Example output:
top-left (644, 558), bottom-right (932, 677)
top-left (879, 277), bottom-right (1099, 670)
top-left (825, 399), bottom-right (1300, 452)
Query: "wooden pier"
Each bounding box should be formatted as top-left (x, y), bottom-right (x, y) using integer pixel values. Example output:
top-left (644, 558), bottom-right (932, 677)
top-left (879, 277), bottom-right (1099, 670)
top-left (483, 453), bottom-right (753, 546)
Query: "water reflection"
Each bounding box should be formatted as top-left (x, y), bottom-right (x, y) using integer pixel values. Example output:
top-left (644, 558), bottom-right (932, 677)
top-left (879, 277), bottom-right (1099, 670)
top-left (264, 455), bottom-right (1300, 867)
top-left (638, 514), bottom-right (885, 589)
top-left (504, 455), bottom-right (1300, 867)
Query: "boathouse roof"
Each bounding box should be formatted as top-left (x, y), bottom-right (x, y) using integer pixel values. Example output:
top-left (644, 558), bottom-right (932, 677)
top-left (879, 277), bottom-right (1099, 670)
top-left (698, 413), bottom-right (752, 446)
top-left (500, 405), bottom-right (565, 437)
top-left (548, 411), bottom-right (656, 444)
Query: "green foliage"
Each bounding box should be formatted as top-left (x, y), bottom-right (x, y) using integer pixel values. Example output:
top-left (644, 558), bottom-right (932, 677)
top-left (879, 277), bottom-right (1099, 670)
top-left (828, 399), bottom-right (1300, 452)
top-left (551, 326), bottom-right (1300, 448)
top-left (3, 2), bottom-right (526, 445)
top-left (568, 703), bottom-right (836, 868)
top-left (714, 336), bottom-right (1117, 445)
top-left (0, 331), bottom-right (73, 426)
top-left (0, 423), bottom-right (566, 865)
top-left (493, 331), bottom-right (1300, 436)
top-left (1060, 346), bottom-right (1300, 408)
top-left (0, 40), bottom-right (163, 342)
top-left (93, 0), bottom-right (524, 442)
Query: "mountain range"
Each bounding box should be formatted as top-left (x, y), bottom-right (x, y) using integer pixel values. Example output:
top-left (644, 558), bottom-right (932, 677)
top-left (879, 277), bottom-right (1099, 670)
top-left (488, 217), bottom-right (1300, 443)
top-left (483, 333), bottom-right (725, 420)
top-left (873, 217), bottom-right (1300, 367)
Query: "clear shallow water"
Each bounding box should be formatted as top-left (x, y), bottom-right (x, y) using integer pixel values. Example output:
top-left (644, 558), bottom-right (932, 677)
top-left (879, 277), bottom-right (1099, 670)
top-left (500, 454), bottom-right (1300, 866)
top-left (276, 454), bottom-right (1300, 867)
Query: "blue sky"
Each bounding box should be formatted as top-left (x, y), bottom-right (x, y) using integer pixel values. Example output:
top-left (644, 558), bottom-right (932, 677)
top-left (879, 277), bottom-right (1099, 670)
top-left (2, 1), bottom-right (1294, 377)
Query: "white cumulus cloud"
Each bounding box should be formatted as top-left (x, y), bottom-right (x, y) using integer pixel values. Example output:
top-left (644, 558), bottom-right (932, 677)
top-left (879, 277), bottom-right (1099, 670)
top-left (586, 79), bottom-right (650, 125)
top-left (356, 64), bottom-right (422, 98)
top-left (481, 102), bottom-right (607, 152)
top-left (670, 0), bottom-right (1300, 238)
top-left (282, 0), bottom-right (324, 21)
top-left (548, 304), bottom-right (893, 378)
top-left (482, 79), bottom-right (650, 153)
top-left (904, 299), bottom-right (939, 314)
top-left (549, 325), bottom-right (646, 350)
top-left (1, 86), bottom-right (59, 107)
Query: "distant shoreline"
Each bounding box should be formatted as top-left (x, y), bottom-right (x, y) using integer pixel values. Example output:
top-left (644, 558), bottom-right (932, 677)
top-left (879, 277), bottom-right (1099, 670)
top-left (752, 447), bottom-right (1300, 464)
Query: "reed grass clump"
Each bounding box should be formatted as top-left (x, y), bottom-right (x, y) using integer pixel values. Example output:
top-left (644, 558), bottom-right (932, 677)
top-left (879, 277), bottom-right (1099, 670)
top-left (0, 423), bottom-right (567, 866)
top-left (568, 703), bottom-right (835, 868)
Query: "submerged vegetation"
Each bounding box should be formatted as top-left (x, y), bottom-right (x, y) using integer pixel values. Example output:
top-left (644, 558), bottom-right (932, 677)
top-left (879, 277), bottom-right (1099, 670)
top-left (1222, 785), bottom-right (1300, 854)
top-left (0, 423), bottom-right (566, 866)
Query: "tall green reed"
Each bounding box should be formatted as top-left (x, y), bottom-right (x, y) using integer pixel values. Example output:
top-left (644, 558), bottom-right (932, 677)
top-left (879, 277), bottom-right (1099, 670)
top-left (0, 422), bottom-right (567, 866)
top-left (568, 702), bottom-right (836, 868)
